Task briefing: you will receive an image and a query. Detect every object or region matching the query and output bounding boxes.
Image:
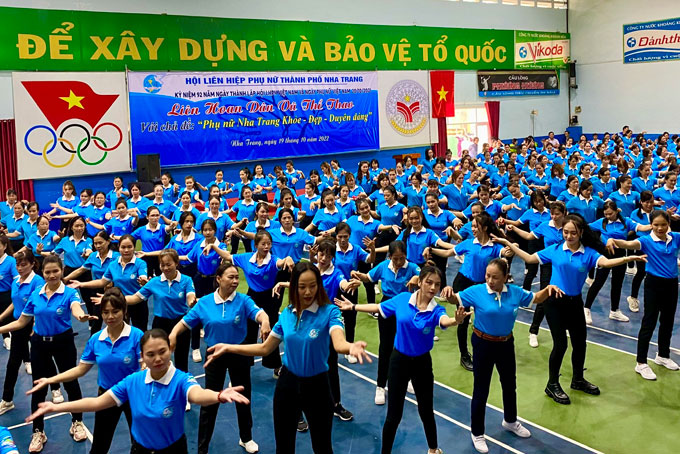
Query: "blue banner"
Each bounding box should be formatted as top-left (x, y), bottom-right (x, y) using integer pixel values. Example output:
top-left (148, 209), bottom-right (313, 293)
top-left (624, 17), bottom-right (680, 64)
top-left (128, 72), bottom-right (379, 167)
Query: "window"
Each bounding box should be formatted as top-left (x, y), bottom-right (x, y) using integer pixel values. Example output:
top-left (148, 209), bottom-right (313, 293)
top-left (446, 107), bottom-right (489, 159)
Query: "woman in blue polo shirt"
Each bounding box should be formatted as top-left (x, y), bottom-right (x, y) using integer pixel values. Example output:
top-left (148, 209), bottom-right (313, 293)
top-left (346, 198), bottom-right (380, 307)
top-left (607, 175), bottom-right (640, 218)
top-left (428, 211), bottom-right (509, 372)
top-left (197, 196), bottom-right (235, 243)
top-left (71, 234), bottom-right (148, 331)
top-left (131, 206), bottom-right (172, 278)
top-left (2, 201), bottom-right (27, 252)
top-left (494, 214), bottom-right (645, 404)
top-left (20, 216), bottom-right (61, 265)
top-left (306, 189), bottom-right (345, 235)
top-left (172, 191), bottom-right (202, 223)
top-left (298, 182), bottom-right (320, 229)
top-left (566, 180), bottom-right (605, 223)
top-left (26, 287), bottom-right (143, 454)
top-left (373, 185), bottom-right (406, 264)
top-left (350, 240), bottom-right (420, 405)
top-left (236, 202), bottom-right (280, 250)
top-left (269, 208), bottom-right (317, 263)
top-left (336, 264), bottom-right (467, 454)
top-left (125, 183), bottom-right (152, 227)
top-left (169, 261), bottom-right (271, 454)
top-left (607, 210), bottom-right (680, 381)
top-left (442, 258), bottom-right (563, 454)
top-left (26, 328), bottom-right (249, 454)
top-left (627, 191), bottom-right (656, 313)
top-left (0, 235), bottom-right (18, 360)
top-left (105, 176), bottom-right (129, 209)
top-left (151, 184), bottom-right (179, 223)
top-left (228, 186), bottom-right (257, 253)
top-left (159, 211), bottom-right (203, 278)
top-left (88, 198), bottom-right (138, 246)
top-left (509, 190), bottom-right (552, 288)
top-left (591, 167), bottom-right (616, 199)
top-left (53, 217), bottom-right (93, 277)
top-left (336, 185), bottom-right (356, 220)
top-left (403, 172), bottom-right (427, 208)
top-left (584, 201), bottom-right (651, 324)
top-left (85, 192), bottom-right (112, 238)
top-left (0, 255), bottom-right (96, 452)
top-left (206, 261), bottom-right (370, 454)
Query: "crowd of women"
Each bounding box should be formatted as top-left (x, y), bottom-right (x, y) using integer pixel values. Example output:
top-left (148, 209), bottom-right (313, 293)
top-left (0, 127), bottom-right (678, 454)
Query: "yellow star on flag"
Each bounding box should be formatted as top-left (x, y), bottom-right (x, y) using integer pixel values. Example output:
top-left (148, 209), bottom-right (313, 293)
top-left (437, 86), bottom-right (448, 102)
top-left (59, 90), bottom-right (85, 110)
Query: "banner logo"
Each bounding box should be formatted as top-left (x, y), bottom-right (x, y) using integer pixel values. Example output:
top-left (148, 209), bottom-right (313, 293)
top-left (385, 80), bottom-right (428, 137)
top-left (144, 75), bottom-right (163, 93)
top-left (624, 18), bottom-right (680, 64)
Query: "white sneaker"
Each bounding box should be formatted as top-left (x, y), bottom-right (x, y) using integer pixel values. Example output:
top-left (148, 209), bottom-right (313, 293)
top-left (529, 334), bottom-right (538, 348)
top-left (0, 400), bottom-right (15, 415)
top-left (192, 349), bottom-right (202, 363)
top-left (433, 335), bottom-right (440, 342)
top-left (471, 434), bottom-right (489, 453)
top-left (635, 363), bottom-right (657, 380)
top-left (627, 296), bottom-right (640, 313)
top-left (585, 277), bottom-right (594, 287)
top-left (29, 430), bottom-right (47, 453)
top-left (626, 264), bottom-right (637, 275)
top-left (25, 362), bottom-right (32, 375)
top-left (345, 354), bottom-right (358, 364)
top-left (407, 380), bottom-right (415, 394)
top-left (69, 421), bottom-right (87, 442)
top-left (51, 389), bottom-right (64, 404)
top-left (374, 284), bottom-right (381, 295)
top-left (2, 338), bottom-right (9, 350)
top-left (502, 420), bottom-right (531, 438)
top-left (374, 387), bottom-right (386, 405)
top-left (186, 401), bottom-right (191, 412)
top-left (609, 310), bottom-right (630, 322)
top-left (584, 308), bottom-right (592, 325)
top-left (200, 329), bottom-right (205, 338)
top-left (239, 439), bottom-right (259, 453)
top-left (654, 354), bottom-right (680, 371)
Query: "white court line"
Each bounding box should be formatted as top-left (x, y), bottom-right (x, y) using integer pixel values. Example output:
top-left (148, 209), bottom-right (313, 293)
top-left (518, 307), bottom-right (680, 355)
top-left (360, 351), bottom-right (603, 454)
top-left (83, 422), bottom-right (94, 442)
top-left (337, 363), bottom-right (528, 454)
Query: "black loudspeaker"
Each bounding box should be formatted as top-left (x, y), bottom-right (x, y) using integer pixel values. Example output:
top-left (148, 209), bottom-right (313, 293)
top-left (568, 62), bottom-right (577, 89)
top-left (136, 154), bottom-right (161, 183)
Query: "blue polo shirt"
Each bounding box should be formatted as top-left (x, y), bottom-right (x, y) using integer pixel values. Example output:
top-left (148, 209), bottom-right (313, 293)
top-left (334, 244), bottom-right (369, 280)
top-left (132, 224), bottom-right (166, 253)
top-left (25, 231), bottom-right (59, 256)
top-left (233, 252), bottom-right (280, 292)
top-left (136, 273), bottom-right (195, 319)
top-left (187, 240), bottom-right (226, 276)
top-left (632, 177), bottom-right (655, 194)
top-left (319, 265), bottom-right (346, 301)
top-left (379, 291), bottom-right (447, 357)
top-left (104, 216), bottom-right (136, 239)
top-left (56, 196), bottom-right (78, 216)
top-left (368, 260), bottom-right (420, 298)
top-left (171, 207), bottom-right (201, 223)
top-left (271, 303), bottom-right (344, 377)
top-left (81, 324), bottom-right (143, 389)
top-left (638, 232), bottom-right (680, 279)
top-left (231, 199), bottom-right (257, 221)
top-left (244, 219), bottom-right (280, 250)
top-left (83, 250), bottom-right (119, 280)
top-left (500, 195), bottom-right (530, 222)
top-left (454, 239), bottom-right (504, 282)
top-left (532, 221), bottom-right (563, 247)
top-left (86, 206), bottom-right (111, 237)
top-left (549, 176), bottom-right (568, 198)
top-left (589, 217), bottom-right (639, 243)
top-left (557, 190), bottom-right (578, 204)
top-left (536, 243), bottom-right (602, 296)
top-left (162, 185), bottom-right (177, 202)
top-left (336, 199), bottom-right (356, 220)
top-left (108, 366), bottom-right (199, 450)
top-left (11, 272), bottom-right (44, 319)
top-left (653, 187), bottom-right (680, 210)
top-left (1, 214), bottom-right (26, 241)
top-left (458, 283), bottom-right (534, 337)
top-left (0, 202), bottom-right (13, 219)
top-left (458, 222), bottom-right (473, 240)
top-left (166, 232), bottom-right (204, 266)
top-left (424, 209), bottom-right (456, 239)
top-left (518, 207), bottom-right (551, 230)
top-left (127, 197), bottom-right (152, 220)
top-left (566, 196), bottom-right (604, 223)
top-left (106, 189), bottom-right (127, 209)
top-left (606, 190), bottom-right (640, 218)
top-left (0, 254), bottom-right (18, 292)
top-left (630, 209), bottom-right (655, 236)
top-left (152, 200), bottom-right (178, 220)
top-left (53, 236), bottom-right (93, 269)
top-left (299, 194), bottom-right (320, 218)
top-left (196, 212), bottom-right (234, 242)
top-left (346, 216), bottom-right (380, 244)
top-left (396, 228), bottom-right (440, 266)
top-left (274, 206), bottom-right (300, 222)
top-left (377, 202), bottom-right (405, 226)
top-left (464, 200), bottom-right (502, 221)
top-left (403, 185), bottom-right (428, 208)
top-left (269, 227), bottom-right (315, 262)
top-left (368, 189), bottom-right (387, 205)
top-left (22, 283), bottom-right (81, 336)
top-left (102, 257), bottom-right (148, 296)
top-left (312, 207), bottom-right (345, 231)
top-left (183, 291), bottom-right (262, 346)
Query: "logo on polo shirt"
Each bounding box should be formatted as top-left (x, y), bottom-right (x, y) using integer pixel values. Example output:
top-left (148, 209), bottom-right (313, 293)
top-left (123, 355), bottom-right (132, 364)
top-left (212, 260), bottom-right (218, 265)
top-left (422, 327), bottom-right (431, 335)
top-left (578, 266), bottom-right (586, 273)
top-left (308, 329), bottom-right (319, 339)
top-left (178, 292), bottom-right (184, 298)
top-left (162, 406), bottom-right (174, 418)
top-left (263, 275), bottom-right (269, 280)
top-left (56, 307), bottom-right (64, 315)
top-left (234, 315), bottom-right (241, 324)
top-left (130, 274), bottom-right (136, 279)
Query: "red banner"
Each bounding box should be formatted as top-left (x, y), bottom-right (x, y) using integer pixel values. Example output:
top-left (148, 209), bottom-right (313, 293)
top-left (430, 71), bottom-right (455, 118)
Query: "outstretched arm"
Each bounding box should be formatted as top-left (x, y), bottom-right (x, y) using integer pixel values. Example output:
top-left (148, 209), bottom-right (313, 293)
top-left (26, 393), bottom-right (117, 422)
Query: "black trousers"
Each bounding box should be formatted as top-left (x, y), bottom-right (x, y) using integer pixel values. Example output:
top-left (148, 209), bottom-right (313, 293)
top-left (142, 256), bottom-right (161, 278)
top-left (91, 386), bottom-right (133, 454)
top-left (585, 249), bottom-right (626, 311)
top-left (231, 234), bottom-right (252, 254)
top-left (77, 271), bottom-right (103, 334)
top-left (273, 368), bottom-right (334, 454)
top-left (377, 296), bottom-right (397, 388)
top-left (327, 345), bottom-right (341, 406)
top-left (543, 295), bottom-right (588, 383)
top-left (0, 291), bottom-right (10, 340)
top-left (375, 230), bottom-right (398, 265)
top-left (631, 254), bottom-right (646, 298)
top-left (128, 301), bottom-right (149, 333)
top-left (152, 316), bottom-right (190, 372)
top-left (131, 434), bottom-right (187, 454)
top-left (637, 274), bottom-right (678, 363)
top-left (198, 352), bottom-right (252, 454)
top-left (453, 273), bottom-right (483, 356)
top-left (358, 261), bottom-right (375, 306)
top-left (9, 239), bottom-right (24, 254)
top-left (522, 239), bottom-right (550, 290)
top-left (339, 289), bottom-right (357, 343)
top-left (381, 350), bottom-right (437, 454)
top-left (529, 264), bottom-right (552, 335)
top-left (247, 287), bottom-right (281, 369)
top-left (31, 330), bottom-right (83, 432)
top-left (470, 333), bottom-right (517, 436)
top-left (193, 273), bottom-right (217, 350)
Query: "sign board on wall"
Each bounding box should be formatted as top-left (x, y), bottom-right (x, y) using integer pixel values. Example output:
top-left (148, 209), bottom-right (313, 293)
top-left (623, 17), bottom-right (680, 64)
top-left (514, 31), bottom-right (570, 69)
top-left (378, 71), bottom-right (433, 149)
top-left (477, 70), bottom-right (559, 97)
top-left (127, 72), bottom-right (379, 167)
top-left (12, 72), bottom-right (131, 180)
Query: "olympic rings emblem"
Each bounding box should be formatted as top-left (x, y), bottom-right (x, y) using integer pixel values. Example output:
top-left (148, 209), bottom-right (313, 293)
top-left (24, 122), bottom-right (123, 168)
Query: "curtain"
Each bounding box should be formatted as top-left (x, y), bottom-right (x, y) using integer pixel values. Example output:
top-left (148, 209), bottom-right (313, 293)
top-left (485, 101), bottom-right (500, 140)
top-left (433, 117), bottom-right (448, 157)
top-left (0, 119), bottom-right (35, 201)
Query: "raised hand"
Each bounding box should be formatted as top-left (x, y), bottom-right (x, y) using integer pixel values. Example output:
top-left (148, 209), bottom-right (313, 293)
top-left (348, 341), bottom-right (372, 364)
top-left (454, 305), bottom-right (472, 323)
top-left (333, 295), bottom-right (354, 311)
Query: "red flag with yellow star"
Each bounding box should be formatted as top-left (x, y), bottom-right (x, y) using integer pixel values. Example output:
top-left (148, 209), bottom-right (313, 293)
top-left (21, 81), bottom-right (119, 129)
top-left (430, 71), bottom-right (455, 118)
